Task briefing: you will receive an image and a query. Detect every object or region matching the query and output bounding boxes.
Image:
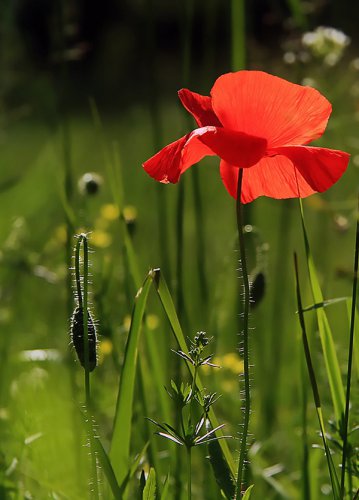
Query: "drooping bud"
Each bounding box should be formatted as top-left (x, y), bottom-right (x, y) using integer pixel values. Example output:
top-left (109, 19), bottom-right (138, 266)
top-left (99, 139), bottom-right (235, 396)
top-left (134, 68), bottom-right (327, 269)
top-left (71, 306), bottom-right (97, 372)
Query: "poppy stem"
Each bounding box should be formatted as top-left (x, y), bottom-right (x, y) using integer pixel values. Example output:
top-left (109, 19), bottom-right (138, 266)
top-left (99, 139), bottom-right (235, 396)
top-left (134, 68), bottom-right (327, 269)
top-left (235, 168), bottom-right (251, 498)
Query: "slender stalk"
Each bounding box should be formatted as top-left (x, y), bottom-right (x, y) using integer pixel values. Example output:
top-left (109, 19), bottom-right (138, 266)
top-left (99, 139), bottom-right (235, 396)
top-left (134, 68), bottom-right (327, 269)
top-left (300, 349), bottom-right (311, 500)
top-left (187, 447), bottom-right (192, 500)
top-left (340, 196), bottom-right (359, 498)
top-left (235, 169), bottom-right (251, 498)
top-left (75, 234), bottom-right (99, 499)
top-left (231, 0), bottom-right (246, 71)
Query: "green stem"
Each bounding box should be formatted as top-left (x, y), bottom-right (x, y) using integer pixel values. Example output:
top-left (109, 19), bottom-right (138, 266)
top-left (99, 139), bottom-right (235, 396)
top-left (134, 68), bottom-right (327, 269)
top-left (187, 447), bottom-right (192, 500)
top-left (340, 196), bottom-right (359, 498)
top-left (75, 234), bottom-right (99, 499)
top-left (231, 0), bottom-right (246, 71)
top-left (300, 346), bottom-right (311, 500)
top-left (235, 169), bottom-right (251, 498)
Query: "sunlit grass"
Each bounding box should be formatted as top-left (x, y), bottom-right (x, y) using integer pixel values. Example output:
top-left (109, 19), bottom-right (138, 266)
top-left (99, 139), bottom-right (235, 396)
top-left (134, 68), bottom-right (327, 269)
top-left (1, 3), bottom-right (359, 498)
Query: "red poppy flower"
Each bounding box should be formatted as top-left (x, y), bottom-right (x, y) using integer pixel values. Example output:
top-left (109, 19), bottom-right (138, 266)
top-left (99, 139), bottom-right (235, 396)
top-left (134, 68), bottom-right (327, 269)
top-left (143, 71), bottom-right (350, 203)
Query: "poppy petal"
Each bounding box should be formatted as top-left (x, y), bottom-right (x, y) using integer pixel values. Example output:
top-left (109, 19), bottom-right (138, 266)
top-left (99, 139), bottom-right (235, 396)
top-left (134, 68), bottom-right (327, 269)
top-left (220, 154), bottom-right (327, 203)
top-left (270, 145), bottom-right (350, 192)
top-left (143, 133), bottom-right (213, 184)
top-left (211, 71), bottom-right (332, 148)
top-left (178, 89), bottom-right (222, 127)
top-left (143, 127), bottom-right (267, 184)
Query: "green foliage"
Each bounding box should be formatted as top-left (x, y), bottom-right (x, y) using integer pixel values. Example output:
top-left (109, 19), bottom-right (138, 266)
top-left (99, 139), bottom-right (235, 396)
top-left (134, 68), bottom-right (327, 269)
top-left (1, 4), bottom-right (359, 496)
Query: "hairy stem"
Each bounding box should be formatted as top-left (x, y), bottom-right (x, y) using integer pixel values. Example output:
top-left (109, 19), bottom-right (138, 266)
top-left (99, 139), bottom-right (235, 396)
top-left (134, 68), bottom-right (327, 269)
top-left (235, 169), bottom-right (251, 498)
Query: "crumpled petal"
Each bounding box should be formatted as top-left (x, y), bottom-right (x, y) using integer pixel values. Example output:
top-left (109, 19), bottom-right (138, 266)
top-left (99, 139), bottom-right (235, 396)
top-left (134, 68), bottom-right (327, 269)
top-left (143, 127), bottom-right (267, 184)
top-left (142, 133), bottom-right (212, 183)
top-left (211, 71), bottom-right (332, 148)
top-left (178, 89), bottom-right (222, 127)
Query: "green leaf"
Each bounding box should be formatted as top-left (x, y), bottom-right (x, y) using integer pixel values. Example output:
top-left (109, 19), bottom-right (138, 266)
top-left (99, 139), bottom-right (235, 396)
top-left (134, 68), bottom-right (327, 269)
top-left (242, 485), bottom-right (254, 499)
top-left (299, 201), bottom-right (345, 424)
top-left (120, 442), bottom-right (150, 496)
top-left (143, 468), bottom-right (157, 500)
top-left (109, 274), bottom-right (152, 486)
top-left (207, 422), bottom-right (236, 499)
top-left (301, 296), bottom-right (349, 313)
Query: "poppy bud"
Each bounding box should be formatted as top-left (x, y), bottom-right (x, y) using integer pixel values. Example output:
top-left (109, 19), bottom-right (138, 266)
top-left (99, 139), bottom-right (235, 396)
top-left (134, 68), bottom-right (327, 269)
top-left (71, 306), bottom-right (97, 371)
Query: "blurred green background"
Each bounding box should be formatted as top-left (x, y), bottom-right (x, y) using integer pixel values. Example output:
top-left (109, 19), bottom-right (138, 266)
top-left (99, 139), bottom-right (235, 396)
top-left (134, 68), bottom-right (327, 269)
top-left (0, 0), bottom-right (358, 498)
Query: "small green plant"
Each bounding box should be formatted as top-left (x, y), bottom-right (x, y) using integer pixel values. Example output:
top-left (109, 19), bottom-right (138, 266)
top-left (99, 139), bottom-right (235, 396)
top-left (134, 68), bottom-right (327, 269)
top-left (148, 332), bottom-right (232, 499)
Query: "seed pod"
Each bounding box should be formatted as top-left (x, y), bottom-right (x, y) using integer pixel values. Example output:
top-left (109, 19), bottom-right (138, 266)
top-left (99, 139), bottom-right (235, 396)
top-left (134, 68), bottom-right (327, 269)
top-left (249, 271), bottom-right (266, 308)
top-left (71, 306), bottom-right (97, 371)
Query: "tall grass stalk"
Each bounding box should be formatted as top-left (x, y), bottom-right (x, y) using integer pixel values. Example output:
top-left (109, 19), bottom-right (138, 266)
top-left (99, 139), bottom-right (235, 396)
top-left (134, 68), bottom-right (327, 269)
top-left (299, 200), bottom-right (345, 424)
top-left (235, 169), bottom-right (251, 498)
top-left (294, 253), bottom-right (340, 499)
top-left (300, 345), bottom-right (311, 500)
top-left (340, 196), bottom-right (359, 498)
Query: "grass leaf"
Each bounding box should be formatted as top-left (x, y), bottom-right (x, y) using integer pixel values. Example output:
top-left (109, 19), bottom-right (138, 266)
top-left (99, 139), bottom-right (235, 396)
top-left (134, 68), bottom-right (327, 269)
top-left (142, 468), bottom-right (157, 500)
top-left (294, 253), bottom-right (340, 499)
top-left (93, 437), bottom-right (122, 499)
top-left (110, 274), bottom-right (153, 485)
top-left (242, 484), bottom-right (254, 499)
top-left (299, 201), bottom-right (345, 424)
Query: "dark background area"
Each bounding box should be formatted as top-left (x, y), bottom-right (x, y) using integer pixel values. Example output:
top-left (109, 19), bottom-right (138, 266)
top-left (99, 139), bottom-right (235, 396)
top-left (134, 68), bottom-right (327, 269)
top-left (1, 0), bottom-right (357, 113)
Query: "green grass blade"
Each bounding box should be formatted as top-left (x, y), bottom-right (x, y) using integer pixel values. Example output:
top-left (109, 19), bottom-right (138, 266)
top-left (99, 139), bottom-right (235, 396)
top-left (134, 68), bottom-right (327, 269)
top-left (242, 485), bottom-right (254, 499)
top-left (93, 437), bottom-right (122, 499)
top-left (142, 468), bottom-right (157, 500)
top-left (110, 273), bottom-right (153, 485)
top-left (301, 297), bottom-right (349, 312)
top-left (300, 351), bottom-right (311, 500)
top-left (119, 442), bottom-right (150, 496)
top-left (345, 300), bottom-right (359, 380)
top-left (299, 201), bottom-right (345, 424)
top-left (160, 475), bottom-right (170, 500)
top-left (150, 268), bottom-right (236, 478)
top-left (207, 424), bottom-right (236, 499)
top-left (340, 201), bottom-right (359, 497)
top-left (294, 253), bottom-right (340, 499)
